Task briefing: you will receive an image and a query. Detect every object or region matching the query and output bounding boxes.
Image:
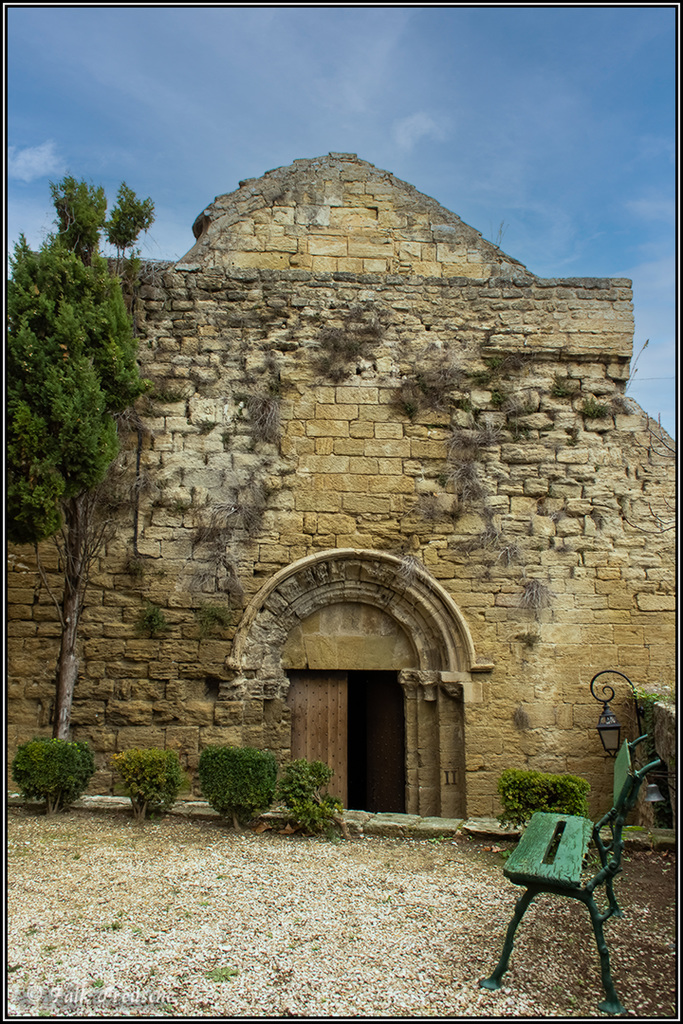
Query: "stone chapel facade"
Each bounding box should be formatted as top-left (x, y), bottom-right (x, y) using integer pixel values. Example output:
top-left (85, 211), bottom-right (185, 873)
top-left (7, 154), bottom-right (676, 818)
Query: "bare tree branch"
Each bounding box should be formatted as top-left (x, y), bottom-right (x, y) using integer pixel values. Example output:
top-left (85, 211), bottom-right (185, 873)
top-left (34, 543), bottom-right (66, 629)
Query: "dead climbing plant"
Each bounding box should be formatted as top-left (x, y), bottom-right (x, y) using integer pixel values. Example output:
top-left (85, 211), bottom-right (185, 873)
top-left (314, 304), bottom-right (385, 383)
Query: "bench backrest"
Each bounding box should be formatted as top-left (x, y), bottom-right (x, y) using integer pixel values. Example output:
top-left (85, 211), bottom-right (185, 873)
top-left (598, 735), bottom-right (662, 834)
top-left (612, 738), bottom-right (634, 810)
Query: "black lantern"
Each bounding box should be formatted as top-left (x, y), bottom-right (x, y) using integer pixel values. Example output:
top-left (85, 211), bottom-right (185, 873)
top-left (589, 670), bottom-right (642, 757)
top-left (595, 700), bottom-right (621, 754)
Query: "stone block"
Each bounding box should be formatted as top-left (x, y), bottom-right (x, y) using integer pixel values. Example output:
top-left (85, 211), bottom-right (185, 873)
top-left (329, 208), bottom-right (378, 230)
top-left (348, 238), bottom-right (393, 259)
top-left (342, 494), bottom-right (392, 514)
top-left (378, 458), bottom-right (404, 476)
top-left (299, 454), bottom-right (350, 474)
top-left (375, 422), bottom-right (404, 439)
top-left (333, 438), bottom-right (366, 456)
top-left (315, 403), bottom-right (359, 420)
top-left (317, 513), bottom-right (357, 535)
top-left (115, 727), bottom-right (165, 750)
top-left (615, 414), bottom-right (645, 432)
top-left (636, 592), bottom-right (675, 612)
top-left (337, 258), bottom-right (365, 274)
top-left (295, 205), bottom-right (331, 227)
top-left (306, 420), bottom-right (350, 437)
top-left (294, 491), bottom-right (342, 512)
top-left (364, 438), bottom-right (411, 458)
top-left (315, 437), bottom-right (334, 455)
top-left (501, 444), bottom-right (548, 463)
top-left (107, 699), bottom-right (156, 726)
top-left (410, 261), bottom-right (442, 277)
top-left (308, 237), bottom-right (347, 257)
top-left (72, 727), bottom-right (117, 753)
top-left (213, 702), bottom-right (244, 726)
top-left (335, 386), bottom-right (379, 405)
top-left (349, 457), bottom-right (379, 474)
top-left (232, 251), bottom-right (292, 270)
top-left (165, 726), bottom-right (200, 753)
top-left (198, 726), bottom-right (243, 748)
top-left (310, 256), bottom-right (338, 273)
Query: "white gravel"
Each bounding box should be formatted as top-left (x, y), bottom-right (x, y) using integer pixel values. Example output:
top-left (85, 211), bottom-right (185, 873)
top-left (7, 810), bottom-right (676, 1018)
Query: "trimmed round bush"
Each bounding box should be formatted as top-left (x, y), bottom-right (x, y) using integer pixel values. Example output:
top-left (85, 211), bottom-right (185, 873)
top-left (111, 747), bottom-right (184, 821)
top-left (12, 737), bottom-right (95, 815)
top-left (198, 745), bottom-right (277, 828)
top-left (275, 759), bottom-right (344, 836)
top-left (498, 768), bottom-right (590, 827)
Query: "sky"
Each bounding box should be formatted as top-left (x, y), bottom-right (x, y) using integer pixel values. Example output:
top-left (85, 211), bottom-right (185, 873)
top-left (6, 5), bottom-right (677, 435)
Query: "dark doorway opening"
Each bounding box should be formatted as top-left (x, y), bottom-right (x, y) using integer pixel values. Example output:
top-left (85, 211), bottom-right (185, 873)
top-left (347, 671), bottom-right (405, 813)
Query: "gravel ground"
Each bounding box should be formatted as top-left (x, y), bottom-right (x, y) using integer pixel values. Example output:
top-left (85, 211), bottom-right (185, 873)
top-left (7, 809), bottom-right (677, 1018)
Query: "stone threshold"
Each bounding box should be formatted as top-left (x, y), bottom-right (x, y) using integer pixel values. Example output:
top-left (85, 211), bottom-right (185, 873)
top-left (8, 794), bottom-right (675, 848)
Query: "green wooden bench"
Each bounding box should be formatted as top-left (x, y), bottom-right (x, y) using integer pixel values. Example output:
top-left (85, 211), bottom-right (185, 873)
top-left (479, 736), bottom-right (662, 1015)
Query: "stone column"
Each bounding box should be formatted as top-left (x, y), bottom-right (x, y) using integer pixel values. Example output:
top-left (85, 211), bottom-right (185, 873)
top-left (438, 679), bottom-right (466, 818)
top-left (400, 671), bottom-right (421, 815)
top-left (399, 670), bottom-right (466, 818)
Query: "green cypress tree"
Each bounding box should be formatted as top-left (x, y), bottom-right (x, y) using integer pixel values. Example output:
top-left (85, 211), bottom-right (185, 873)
top-left (50, 176), bottom-right (107, 266)
top-left (7, 177), bottom-right (152, 738)
top-left (105, 181), bottom-right (155, 267)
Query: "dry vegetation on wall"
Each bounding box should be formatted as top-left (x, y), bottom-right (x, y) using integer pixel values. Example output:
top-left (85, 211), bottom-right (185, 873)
top-left (116, 265), bottom-right (675, 667)
top-left (7, 153), bottom-right (675, 808)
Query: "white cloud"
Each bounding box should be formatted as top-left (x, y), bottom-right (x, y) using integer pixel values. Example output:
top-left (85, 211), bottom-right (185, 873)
top-left (393, 112), bottom-right (448, 151)
top-left (8, 141), bottom-right (64, 182)
top-left (624, 195), bottom-right (675, 224)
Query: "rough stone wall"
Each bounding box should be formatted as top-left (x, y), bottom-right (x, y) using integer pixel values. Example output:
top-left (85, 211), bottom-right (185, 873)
top-left (7, 155), bottom-right (676, 817)
top-left (183, 152), bottom-right (525, 280)
top-left (653, 703), bottom-right (676, 832)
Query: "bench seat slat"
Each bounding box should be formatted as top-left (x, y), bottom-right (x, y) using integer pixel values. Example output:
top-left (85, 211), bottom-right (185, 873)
top-left (504, 812), bottom-right (593, 888)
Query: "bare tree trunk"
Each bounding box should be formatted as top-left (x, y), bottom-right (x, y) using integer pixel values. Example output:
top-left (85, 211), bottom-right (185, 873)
top-left (53, 587), bottom-right (82, 739)
top-left (52, 495), bottom-right (88, 740)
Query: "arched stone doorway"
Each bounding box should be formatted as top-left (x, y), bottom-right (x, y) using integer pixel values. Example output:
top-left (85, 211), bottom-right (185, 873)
top-left (224, 550), bottom-right (492, 817)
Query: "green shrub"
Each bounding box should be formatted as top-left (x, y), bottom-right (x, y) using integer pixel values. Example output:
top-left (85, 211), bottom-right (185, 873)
top-left (195, 602), bottom-right (232, 639)
top-left (498, 768), bottom-right (590, 827)
top-left (275, 759), bottom-right (345, 837)
top-left (198, 746), bottom-right (277, 828)
top-left (12, 738), bottom-right (95, 815)
top-left (581, 397), bottom-right (610, 419)
top-left (111, 747), bottom-right (184, 821)
top-left (135, 601), bottom-right (169, 637)
top-left (550, 374), bottom-right (579, 398)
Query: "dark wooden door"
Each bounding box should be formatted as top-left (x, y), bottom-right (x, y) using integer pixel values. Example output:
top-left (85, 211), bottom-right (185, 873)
top-left (286, 670), bottom-right (348, 805)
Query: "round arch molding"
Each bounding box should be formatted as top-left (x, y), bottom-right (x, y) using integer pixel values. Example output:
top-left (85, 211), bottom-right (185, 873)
top-left (223, 550), bottom-right (493, 819)
top-left (225, 549), bottom-right (491, 696)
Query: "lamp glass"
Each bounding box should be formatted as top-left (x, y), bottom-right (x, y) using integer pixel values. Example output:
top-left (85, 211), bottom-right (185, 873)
top-left (596, 703), bottom-right (621, 754)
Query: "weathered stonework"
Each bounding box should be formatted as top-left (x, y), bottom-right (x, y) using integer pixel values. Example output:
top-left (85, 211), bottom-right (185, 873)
top-left (7, 154), bottom-right (675, 817)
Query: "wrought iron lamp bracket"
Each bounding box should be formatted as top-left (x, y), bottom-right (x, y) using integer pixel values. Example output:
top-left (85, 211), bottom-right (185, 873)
top-left (589, 670), bottom-right (645, 756)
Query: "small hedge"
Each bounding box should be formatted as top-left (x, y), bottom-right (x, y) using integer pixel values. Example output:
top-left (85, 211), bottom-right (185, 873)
top-left (198, 745), bottom-right (277, 828)
top-left (276, 759), bottom-right (346, 837)
top-left (111, 747), bottom-right (184, 821)
top-left (498, 768), bottom-right (590, 827)
top-left (11, 737), bottom-right (95, 815)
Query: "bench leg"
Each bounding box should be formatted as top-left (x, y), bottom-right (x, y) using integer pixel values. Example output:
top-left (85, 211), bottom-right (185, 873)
top-left (584, 897), bottom-right (626, 1015)
top-left (605, 875), bottom-right (623, 919)
top-left (479, 888), bottom-right (535, 991)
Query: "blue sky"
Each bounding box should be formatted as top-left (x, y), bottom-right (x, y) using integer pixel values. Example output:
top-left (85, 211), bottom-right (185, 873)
top-left (7, 5), bottom-right (677, 434)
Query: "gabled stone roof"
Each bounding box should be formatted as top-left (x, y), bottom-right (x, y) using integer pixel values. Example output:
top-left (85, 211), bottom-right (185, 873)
top-left (179, 153), bottom-right (529, 279)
